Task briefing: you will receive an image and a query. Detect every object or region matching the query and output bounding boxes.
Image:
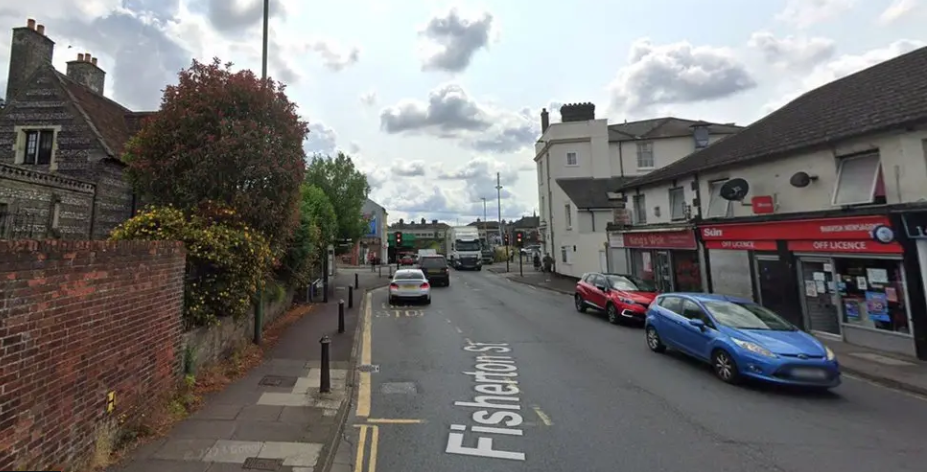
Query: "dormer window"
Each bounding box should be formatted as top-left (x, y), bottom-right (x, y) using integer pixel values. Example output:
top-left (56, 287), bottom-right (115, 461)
top-left (832, 152), bottom-right (885, 206)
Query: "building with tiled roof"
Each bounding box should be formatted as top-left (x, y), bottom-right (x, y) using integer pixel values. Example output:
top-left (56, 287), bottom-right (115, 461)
top-left (0, 18), bottom-right (153, 240)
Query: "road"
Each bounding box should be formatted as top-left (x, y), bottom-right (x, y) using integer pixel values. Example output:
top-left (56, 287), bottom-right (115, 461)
top-left (345, 268), bottom-right (927, 472)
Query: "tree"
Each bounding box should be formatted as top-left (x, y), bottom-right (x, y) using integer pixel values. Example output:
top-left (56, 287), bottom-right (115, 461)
top-left (304, 152), bottom-right (371, 243)
top-left (123, 57), bottom-right (309, 254)
top-left (281, 184), bottom-right (337, 282)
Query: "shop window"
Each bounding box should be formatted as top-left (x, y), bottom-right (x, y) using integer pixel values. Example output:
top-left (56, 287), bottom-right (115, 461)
top-left (630, 250), bottom-right (654, 281)
top-left (669, 187), bottom-right (686, 220)
top-left (672, 250), bottom-right (702, 292)
top-left (633, 194), bottom-right (647, 224)
top-left (832, 152), bottom-right (884, 206)
top-left (835, 258), bottom-right (911, 335)
top-left (707, 180), bottom-right (733, 218)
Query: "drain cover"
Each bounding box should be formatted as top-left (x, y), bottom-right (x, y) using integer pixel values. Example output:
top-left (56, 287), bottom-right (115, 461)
top-left (381, 382), bottom-right (417, 394)
top-left (243, 457), bottom-right (283, 470)
top-left (358, 364), bottom-right (380, 373)
top-left (258, 375), bottom-right (298, 388)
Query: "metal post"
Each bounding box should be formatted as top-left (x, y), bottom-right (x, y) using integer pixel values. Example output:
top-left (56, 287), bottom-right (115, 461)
top-left (323, 250), bottom-right (330, 303)
top-left (519, 251), bottom-right (523, 277)
top-left (253, 291), bottom-right (264, 345)
top-left (378, 264), bottom-right (382, 278)
top-left (319, 336), bottom-right (331, 393)
top-left (348, 286), bottom-right (354, 309)
top-left (506, 246), bottom-right (510, 272)
top-left (338, 300), bottom-right (345, 333)
top-left (355, 272), bottom-right (359, 289)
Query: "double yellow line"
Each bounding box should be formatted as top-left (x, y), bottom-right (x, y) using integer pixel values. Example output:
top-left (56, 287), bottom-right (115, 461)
top-left (353, 424), bottom-right (379, 472)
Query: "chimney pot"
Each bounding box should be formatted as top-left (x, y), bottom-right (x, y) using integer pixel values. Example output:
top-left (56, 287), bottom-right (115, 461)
top-left (36, 24), bottom-right (45, 35)
top-left (77, 53), bottom-right (85, 61)
top-left (27, 19), bottom-right (36, 29)
top-left (91, 57), bottom-right (98, 66)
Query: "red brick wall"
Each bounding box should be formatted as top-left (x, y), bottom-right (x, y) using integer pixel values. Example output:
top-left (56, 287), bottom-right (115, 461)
top-left (0, 240), bottom-right (186, 471)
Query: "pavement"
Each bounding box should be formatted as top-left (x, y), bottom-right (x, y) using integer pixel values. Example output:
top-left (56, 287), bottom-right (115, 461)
top-left (338, 268), bottom-right (927, 472)
top-left (109, 270), bottom-right (389, 472)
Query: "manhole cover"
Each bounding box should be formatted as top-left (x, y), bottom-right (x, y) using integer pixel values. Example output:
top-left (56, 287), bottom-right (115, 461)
top-left (258, 375), bottom-right (298, 388)
top-left (243, 457), bottom-right (283, 470)
top-left (358, 364), bottom-right (380, 373)
top-left (381, 382), bottom-right (417, 394)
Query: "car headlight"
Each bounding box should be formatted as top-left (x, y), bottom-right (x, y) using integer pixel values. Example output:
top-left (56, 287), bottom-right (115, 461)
top-left (731, 338), bottom-right (777, 358)
top-left (825, 346), bottom-right (836, 361)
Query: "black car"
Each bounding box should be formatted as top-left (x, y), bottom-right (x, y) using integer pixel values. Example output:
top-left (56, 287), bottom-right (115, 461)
top-left (419, 255), bottom-right (450, 287)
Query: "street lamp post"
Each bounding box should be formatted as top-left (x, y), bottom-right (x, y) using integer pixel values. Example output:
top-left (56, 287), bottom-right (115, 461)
top-left (496, 173), bottom-right (507, 272)
top-left (255, 0), bottom-right (271, 346)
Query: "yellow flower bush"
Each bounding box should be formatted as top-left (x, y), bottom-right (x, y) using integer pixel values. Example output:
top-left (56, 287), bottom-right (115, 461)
top-left (110, 204), bottom-right (274, 328)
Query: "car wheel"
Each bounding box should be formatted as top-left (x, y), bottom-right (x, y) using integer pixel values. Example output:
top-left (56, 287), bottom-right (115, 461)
top-left (424, 296), bottom-right (431, 305)
top-left (606, 303), bottom-right (620, 324)
top-left (574, 295), bottom-right (587, 313)
top-left (646, 326), bottom-right (666, 353)
top-left (712, 349), bottom-right (741, 384)
top-left (388, 296), bottom-right (395, 305)
top-left (477, 266), bottom-right (482, 271)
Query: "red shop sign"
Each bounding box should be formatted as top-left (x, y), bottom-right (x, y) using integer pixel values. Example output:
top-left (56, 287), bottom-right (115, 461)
top-left (703, 240), bottom-right (778, 251)
top-left (700, 215), bottom-right (892, 241)
top-left (621, 230), bottom-right (697, 249)
top-left (788, 240), bottom-right (903, 254)
top-left (752, 196), bottom-right (774, 214)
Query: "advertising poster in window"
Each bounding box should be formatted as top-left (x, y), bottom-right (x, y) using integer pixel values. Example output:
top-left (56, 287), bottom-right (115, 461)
top-left (844, 300), bottom-right (860, 319)
top-left (865, 291), bottom-right (890, 322)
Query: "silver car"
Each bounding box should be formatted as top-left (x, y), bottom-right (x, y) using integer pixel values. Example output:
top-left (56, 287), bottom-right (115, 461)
top-left (389, 269), bottom-right (431, 305)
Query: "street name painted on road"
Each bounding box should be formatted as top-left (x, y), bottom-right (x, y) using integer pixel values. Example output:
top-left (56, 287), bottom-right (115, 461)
top-left (446, 342), bottom-right (526, 461)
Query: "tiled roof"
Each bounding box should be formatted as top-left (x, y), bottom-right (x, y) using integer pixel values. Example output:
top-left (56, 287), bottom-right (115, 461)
top-left (620, 46), bottom-right (927, 190)
top-left (607, 117), bottom-right (742, 142)
top-left (556, 176), bottom-right (631, 209)
top-left (510, 216), bottom-right (540, 228)
top-left (52, 69), bottom-right (154, 160)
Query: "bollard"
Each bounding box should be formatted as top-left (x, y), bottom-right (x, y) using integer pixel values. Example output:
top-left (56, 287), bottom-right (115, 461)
top-left (319, 336), bottom-right (331, 393)
top-left (355, 272), bottom-right (359, 289)
top-left (348, 286), bottom-right (354, 309)
top-left (388, 266), bottom-right (392, 278)
top-left (378, 265), bottom-right (382, 278)
top-left (338, 300), bottom-right (345, 333)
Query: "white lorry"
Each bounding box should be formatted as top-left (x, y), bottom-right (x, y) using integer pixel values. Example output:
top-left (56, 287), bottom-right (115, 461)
top-left (448, 226), bottom-right (482, 270)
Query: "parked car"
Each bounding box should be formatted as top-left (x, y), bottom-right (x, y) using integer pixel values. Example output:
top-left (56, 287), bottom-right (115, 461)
top-left (574, 273), bottom-right (658, 324)
top-left (389, 269), bottom-right (431, 305)
top-left (419, 255), bottom-right (450, 287)
top-left (399, 254), bottom-right (415, 266)
top-left (644, 293), bottom-right (840, 389)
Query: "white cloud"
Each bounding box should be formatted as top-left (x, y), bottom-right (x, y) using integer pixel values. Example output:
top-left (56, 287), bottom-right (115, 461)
top-left (879, 0), bottom-right (918, 24)
top-left (747, 32), bottom-right (836, 72)
top-left (775, 0), bottom-right (856, 28)
top-left (418, 7), bottom-right (493, 73)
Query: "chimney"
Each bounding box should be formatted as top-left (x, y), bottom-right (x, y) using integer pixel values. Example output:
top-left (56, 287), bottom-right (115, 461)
top-left (66, 52), bottom-right (106, 95)
top-left (5, 18), bottom-right (55, 103)
top-left (541, 108), bottom-right (550, 133)
top-left (560, 102), bottom-right (596, 123)
top-left (432, 219), bottom-right (438, 225)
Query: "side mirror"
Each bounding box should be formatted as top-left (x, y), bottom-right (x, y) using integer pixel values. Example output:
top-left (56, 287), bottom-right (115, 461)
top-left (688, 318), bottom-right (706, 330)
top-left (596, 284), bottom-right (608, 292)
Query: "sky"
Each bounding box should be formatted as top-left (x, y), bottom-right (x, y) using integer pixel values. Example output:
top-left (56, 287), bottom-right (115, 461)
top-left (1, 0), bottom-right (924, 225)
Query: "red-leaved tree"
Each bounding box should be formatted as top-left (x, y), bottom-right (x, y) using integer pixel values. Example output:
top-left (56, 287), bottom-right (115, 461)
top-left (124, 58), bottom-right (309, 253)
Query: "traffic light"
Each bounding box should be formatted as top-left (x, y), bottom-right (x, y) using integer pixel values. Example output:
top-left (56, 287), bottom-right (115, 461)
top-left (394, 231), bottom-right (403, 246)
top-left (515, 231), bottom-right (524, 247)
top-left (503, 233), bottom-right (510, 246)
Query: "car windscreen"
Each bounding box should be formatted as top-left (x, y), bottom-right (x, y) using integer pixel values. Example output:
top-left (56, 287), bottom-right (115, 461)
top-left (456, 241), bottom-right (481, 251)
top-left (702, 301), bottom-right (796, 331)
top-left (420, 257), bottom-right (447, 268)
top-left (606, 275), bottom-right (656, 292)
top-left (394, 272), bottom-right (425, 281)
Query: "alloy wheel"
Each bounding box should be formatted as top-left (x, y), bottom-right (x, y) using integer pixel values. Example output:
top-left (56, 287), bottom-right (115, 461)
top-left (714, 351), bottom-right (735, 382)
top-left (607, 305), bottom-right (618, 324)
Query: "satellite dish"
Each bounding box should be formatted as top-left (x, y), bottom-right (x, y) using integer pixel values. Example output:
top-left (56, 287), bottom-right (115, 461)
top-left (719, 178), bottom-right (750, 201)
top-left (789, 171), bottom-right (818, 188)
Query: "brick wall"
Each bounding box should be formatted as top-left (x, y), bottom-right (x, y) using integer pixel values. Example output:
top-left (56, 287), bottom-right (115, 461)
top-left (0, 240), bottom-right (186, 471)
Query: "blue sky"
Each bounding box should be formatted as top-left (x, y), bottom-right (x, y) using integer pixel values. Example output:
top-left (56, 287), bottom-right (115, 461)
top-left (2, 0), bottom-right (924, 223)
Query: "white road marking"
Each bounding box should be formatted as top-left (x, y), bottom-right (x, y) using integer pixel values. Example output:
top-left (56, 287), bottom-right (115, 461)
top-left (454, 326), bottom-right (463, 334)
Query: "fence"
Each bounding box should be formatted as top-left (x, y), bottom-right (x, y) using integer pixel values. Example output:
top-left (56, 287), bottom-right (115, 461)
top-left (0, 205), bottom-right (43, 239)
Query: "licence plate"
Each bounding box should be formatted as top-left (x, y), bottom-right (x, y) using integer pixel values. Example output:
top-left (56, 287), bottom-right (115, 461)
top-left (791, 368), bottom-right (827, 380)
top-left (400, 284), bottom-right (416, 290)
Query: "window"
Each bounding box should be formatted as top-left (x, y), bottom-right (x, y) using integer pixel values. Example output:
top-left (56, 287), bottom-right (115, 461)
top-left (632, 194), bottom-right (647, 224)
top-left (681, 300), bottom-right (716, 329)
top-left (636, 142), bottom-right (654, 169)
top-left (707, 180), bottom-right (733, 218)
top-left (561, 246), bottom-right (571, 263)
top-left (566, 152), bottom-right (578, 166)
top-left (21, 129), bottom-right (55, 165)
top-left (669, 187), bottom-right (686, 220)
top-left (658, 296), bottom-right (684, 314)
top-left (564, 204), bottom-right (572, 228)
top-left (833, 152), bottom-right (883, 206)
top-left (0, 202), bottom-right (8, 238)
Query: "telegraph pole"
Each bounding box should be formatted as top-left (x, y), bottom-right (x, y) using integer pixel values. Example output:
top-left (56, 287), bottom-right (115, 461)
top-left (480, 197), bottom-right (488, 244)
top-left (496, 173), bottom-right (508, 272)
top-left (254, 0), bottom-right (270, 346)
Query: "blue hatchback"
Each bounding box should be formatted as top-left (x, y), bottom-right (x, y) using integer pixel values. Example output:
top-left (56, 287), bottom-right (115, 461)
top-left (644, 293), bottom-right (841, 389)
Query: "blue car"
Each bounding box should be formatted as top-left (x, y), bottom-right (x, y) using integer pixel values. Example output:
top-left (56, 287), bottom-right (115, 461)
top-left (644, 293), bottom-right (840, 389)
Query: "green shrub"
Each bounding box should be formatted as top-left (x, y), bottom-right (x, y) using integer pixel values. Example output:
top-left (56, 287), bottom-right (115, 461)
top-left (110, 204), bottom-right (274, 328)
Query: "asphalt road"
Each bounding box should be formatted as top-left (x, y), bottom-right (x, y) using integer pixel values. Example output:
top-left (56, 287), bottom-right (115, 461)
top-left (347, 268), bottom-right (927, 472)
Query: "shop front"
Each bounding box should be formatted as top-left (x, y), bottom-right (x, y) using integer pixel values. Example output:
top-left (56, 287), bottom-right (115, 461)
top-left (609, 227), bottom-right (703, 293)
top-left (699, 215), bottom-right (916, 357)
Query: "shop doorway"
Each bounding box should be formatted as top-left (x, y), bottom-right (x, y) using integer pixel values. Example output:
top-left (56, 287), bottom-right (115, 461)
top-left (754, 254), bottom-right (804, 328)
top-left (797, 257), bottom-right (841, 336)
top-left (653, 250), bottom-right (673, 292)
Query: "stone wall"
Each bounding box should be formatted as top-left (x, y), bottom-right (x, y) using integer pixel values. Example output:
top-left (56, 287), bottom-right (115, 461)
top-left (0, 163), bottom-right (95, 239)
top-left (0, 240), bottom-right (186, 471)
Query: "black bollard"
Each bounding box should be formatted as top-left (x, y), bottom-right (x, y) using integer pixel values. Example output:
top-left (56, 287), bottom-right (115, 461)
top-left (319, 336), bottom-right (331, 393)
top-left (338, 300), bottom-right (345, 333)
top-left (355, 272), bottom-right (359, 289)
top-left (348, 286), bottom-right (354, 309)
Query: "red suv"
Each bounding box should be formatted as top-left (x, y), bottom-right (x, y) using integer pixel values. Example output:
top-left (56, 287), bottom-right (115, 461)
top-left (575, 272), bottom-right (659, 324)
